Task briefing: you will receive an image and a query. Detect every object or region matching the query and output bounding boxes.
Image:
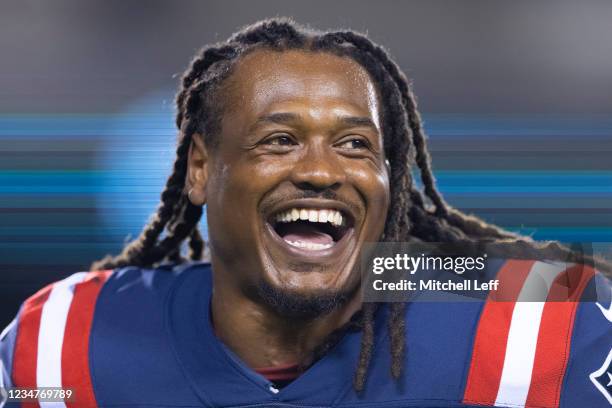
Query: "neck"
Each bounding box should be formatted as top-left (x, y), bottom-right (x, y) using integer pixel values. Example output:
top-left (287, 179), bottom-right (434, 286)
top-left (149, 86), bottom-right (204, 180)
top-left (210, 274), bottom-right (362, 369)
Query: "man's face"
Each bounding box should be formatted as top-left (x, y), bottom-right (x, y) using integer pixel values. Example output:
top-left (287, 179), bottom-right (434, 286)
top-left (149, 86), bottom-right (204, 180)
top-left (202, 49), bottom-right (390, 307)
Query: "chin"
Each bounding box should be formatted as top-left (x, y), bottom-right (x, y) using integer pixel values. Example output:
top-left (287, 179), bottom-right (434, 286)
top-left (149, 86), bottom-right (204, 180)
top-left (252, 278), bottom-right (357, 320)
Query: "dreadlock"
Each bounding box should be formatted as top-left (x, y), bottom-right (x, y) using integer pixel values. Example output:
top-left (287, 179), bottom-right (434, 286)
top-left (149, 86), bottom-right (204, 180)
top-left (91, 18), bottom-right (611, 392)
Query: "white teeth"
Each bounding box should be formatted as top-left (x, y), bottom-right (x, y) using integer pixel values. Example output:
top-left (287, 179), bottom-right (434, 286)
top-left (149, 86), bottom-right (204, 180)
top-left (319, 210), bottom-right (328, 223)
top-left (274, 208), bottom-right (346, 227)
top-left (285, 240), bottom-right (334, 251)
top-left (308, 210), bottom-right (318, 222)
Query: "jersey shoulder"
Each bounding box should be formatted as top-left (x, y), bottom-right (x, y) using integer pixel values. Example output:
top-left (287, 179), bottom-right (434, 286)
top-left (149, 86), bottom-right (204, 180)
top-left (0, 262), bottom-right (211, 407)
top-left (0, 270), bottom-right (111, 407)
top-left (463, 258), bottom-right (612, 408)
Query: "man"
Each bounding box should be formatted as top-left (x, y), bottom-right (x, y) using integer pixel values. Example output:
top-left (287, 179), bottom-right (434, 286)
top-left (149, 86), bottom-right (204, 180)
top-left (1, 18), bottom-right (611, 408)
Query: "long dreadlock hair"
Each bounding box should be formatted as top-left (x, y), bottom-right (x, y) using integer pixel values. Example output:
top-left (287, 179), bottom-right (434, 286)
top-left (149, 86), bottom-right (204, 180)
top-left (91, 18), bottom-right (610, 392)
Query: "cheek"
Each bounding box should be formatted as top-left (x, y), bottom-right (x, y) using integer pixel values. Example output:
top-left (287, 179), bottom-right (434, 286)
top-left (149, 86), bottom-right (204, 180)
top-left (349, 164), bottom-right (390, 224)
top-left (207, 158), bottom-right (285, 217)
top-left (205, 161), bottom-right (270, 255)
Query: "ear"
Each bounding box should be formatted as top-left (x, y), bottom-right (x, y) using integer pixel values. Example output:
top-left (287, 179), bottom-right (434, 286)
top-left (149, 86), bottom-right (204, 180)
top-left (185, 133), bottom-right (209, 206)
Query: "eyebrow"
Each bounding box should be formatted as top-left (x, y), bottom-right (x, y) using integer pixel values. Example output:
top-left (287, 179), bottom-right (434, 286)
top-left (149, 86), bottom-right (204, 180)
top-left (251, 112), bottom-right (378, 131)
top-left (339, 116), bottom-right (378, 129)
top-left (253, 112), bottom-right (300, 128)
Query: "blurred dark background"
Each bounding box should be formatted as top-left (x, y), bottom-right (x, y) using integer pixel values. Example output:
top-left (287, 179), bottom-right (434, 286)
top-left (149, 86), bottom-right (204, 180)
top-left (1, 0), bottom-right (611, 327)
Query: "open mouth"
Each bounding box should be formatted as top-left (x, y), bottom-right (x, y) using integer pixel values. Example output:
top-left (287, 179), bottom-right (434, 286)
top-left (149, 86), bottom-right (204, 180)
top-left (268, 208), bottom-right (353, 253)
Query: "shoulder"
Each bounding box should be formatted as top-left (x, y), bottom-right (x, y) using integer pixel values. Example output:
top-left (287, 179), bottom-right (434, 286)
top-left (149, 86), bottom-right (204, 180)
top-left (463, 258), bottom-right (612, 407)
top-left (99, 261), bottom-right (212, 300)
top-left (0, 263), bottom-right (211, 388)
top-left (0, 270), bottom-right (113, 407)
top-left (20, 270), bottom-right (113, 328)
top-left (7, 262), bottom-right (213, 347)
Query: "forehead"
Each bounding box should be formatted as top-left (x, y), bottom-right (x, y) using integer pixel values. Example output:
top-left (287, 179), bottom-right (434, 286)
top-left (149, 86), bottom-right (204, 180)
top-left (220, 48), bottom-right (379, 117)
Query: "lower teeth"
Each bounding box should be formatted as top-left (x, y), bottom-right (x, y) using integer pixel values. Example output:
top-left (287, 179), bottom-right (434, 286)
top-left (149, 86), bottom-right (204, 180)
top-left (285, 240), bottom-right (333, 250)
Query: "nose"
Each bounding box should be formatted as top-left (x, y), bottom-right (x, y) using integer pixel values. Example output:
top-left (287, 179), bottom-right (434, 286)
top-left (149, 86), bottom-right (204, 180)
top-left (290, 140), bottom-right (346, 191)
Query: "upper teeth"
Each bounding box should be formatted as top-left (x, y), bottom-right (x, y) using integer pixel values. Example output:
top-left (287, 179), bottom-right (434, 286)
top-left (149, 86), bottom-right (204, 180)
top-left (275, 208), bottom-right (345, 227)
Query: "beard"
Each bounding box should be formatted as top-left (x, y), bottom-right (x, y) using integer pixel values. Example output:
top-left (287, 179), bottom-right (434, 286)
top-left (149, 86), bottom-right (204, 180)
top-left (250, 280), bottom-right (356, 320)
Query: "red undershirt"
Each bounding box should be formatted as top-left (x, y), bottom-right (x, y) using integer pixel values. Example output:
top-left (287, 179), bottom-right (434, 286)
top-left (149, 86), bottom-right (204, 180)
top-left (254, 363), bottom-right (302, 388)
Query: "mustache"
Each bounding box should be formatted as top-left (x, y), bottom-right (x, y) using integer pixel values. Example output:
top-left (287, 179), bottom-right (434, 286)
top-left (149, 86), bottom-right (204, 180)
top-left (299, 188), bottom-right (339, 200)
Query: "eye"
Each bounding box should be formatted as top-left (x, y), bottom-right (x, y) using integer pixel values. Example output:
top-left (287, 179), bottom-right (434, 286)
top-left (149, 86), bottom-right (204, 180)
top-left (337, 137), bottom-right (370, 150)
top-left (262, 134), bottom-right (297, 146)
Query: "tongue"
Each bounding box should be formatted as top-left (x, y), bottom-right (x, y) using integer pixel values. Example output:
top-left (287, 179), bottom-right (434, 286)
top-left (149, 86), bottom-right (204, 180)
top-left (280, 223), bottom-right (334, 245)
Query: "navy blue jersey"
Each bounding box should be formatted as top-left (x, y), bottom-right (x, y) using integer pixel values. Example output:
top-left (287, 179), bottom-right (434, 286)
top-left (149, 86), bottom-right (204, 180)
top-left (1, 259), bottom-right (611, 407)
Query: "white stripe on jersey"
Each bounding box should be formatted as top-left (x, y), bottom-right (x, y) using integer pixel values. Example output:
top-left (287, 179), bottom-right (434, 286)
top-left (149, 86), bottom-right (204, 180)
top-left (36, 272), bottom-right (87, 407)
top-left (495, 261), bottom-right (571, 407)
top-left (0, 319), bottom-right (16, 342)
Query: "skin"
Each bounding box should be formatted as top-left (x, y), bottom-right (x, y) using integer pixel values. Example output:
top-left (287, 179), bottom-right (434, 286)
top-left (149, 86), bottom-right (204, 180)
top-left (186, 49), bottom-right (390, 368)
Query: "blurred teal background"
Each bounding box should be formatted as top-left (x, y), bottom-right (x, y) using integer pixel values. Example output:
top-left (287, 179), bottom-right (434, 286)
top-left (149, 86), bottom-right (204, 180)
top-left (1, 0), bottom-right (611, 327)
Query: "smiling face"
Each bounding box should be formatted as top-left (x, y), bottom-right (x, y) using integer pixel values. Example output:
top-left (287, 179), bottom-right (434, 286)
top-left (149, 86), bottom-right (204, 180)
top-left (190, 48), bottom-right (390, 314)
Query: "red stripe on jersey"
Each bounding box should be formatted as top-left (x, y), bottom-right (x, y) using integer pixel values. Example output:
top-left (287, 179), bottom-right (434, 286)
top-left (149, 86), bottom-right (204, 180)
top-left (62, 270), bottom-right (112, 408)
top-left (12, 284), bottom-right (54, 408)
top-left (525, 263), bottom-right (595, 408)
top-left (462, 259), bottom-right (535, 406)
